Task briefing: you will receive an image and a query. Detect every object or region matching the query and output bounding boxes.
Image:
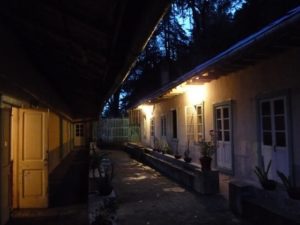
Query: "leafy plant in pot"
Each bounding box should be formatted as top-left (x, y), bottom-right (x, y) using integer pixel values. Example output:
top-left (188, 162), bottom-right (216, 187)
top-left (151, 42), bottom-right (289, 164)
top-left (161, 140), bottom-right (171, 155)
top-left (184, 140), bottom-right (192, 163)
top-left (254, 160), bottom-right (277, 190)
top-left (199, 130), bottom-right (216, 171)
top-left (277, 170), bottom-right (300, 200)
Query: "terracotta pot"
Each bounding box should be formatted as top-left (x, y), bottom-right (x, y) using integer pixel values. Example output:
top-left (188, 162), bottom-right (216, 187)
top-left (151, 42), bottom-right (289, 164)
top-left (199, 156), bottom-right (212, 171)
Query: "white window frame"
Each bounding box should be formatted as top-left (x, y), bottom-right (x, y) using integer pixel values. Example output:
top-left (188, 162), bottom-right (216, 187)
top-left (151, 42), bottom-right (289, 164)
top-left (260, 97), bottom-right (288, 147)
top-left (185, 106), bottom-right (195, 142)
top-left (195, 103), bottom-right (204, 142)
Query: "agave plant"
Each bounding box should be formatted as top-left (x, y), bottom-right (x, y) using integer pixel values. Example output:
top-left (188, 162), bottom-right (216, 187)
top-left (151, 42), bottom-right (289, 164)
top-left (277, 170), bottom-right (300, 200)
top-left (254, 160), bottom-right (276, 190)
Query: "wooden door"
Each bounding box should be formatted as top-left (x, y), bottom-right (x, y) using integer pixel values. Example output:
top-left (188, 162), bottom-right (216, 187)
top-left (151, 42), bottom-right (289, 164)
top-left (18, 109), bottom-right (48, 208)
top-left (74, 123), bottom-right (85, 146)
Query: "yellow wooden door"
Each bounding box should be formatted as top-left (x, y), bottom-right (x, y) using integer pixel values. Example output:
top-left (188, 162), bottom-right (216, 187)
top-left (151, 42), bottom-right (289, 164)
top-left (18, 109), bottom-right (48, 208)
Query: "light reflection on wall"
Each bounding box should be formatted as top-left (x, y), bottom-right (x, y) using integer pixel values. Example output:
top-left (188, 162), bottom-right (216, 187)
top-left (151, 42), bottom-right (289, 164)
top-left (138, 104), bottom-right (154, 119)
top-left (185, 84), bottom-right (207, 105)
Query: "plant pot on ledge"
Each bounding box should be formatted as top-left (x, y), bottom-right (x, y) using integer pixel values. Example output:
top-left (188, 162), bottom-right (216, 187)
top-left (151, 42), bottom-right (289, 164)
top-left (184, 157), bottom-right (192, 163)
top-left (199, 156), bottom-right (212, 171)
top-left (277, 170), bottom-right (300, 200)
top-left (198, 130), bottom-right (216, 171)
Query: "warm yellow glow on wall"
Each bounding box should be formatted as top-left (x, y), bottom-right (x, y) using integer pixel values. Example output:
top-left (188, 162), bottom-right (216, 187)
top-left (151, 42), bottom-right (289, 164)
top-left (185, 85), bottom-right (207, 105)
top-left (138, 104), bottom-right (154, 118)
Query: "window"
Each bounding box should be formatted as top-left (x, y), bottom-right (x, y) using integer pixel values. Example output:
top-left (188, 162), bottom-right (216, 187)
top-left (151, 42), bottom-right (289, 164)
top-left (150, 118), bottom-right (155, 137)
top-left (196, 104), bottom-right (204, 142)
top-left (260, 98), bottom-right (287, 147)
top-left (172, 110), bottom-right (177, 139)
top-left (161, 115), bottom-right (167, 137)
top-left (185, 106), bottom-right (195, 142)
top-left (216, 106), bottom-right (231, 142)
top-left (75, 124), bottom-right (84, 137)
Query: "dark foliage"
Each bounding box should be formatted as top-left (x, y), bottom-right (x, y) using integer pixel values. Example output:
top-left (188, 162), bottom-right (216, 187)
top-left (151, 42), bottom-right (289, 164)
top-left (102, 0), bottom-right (300, 116)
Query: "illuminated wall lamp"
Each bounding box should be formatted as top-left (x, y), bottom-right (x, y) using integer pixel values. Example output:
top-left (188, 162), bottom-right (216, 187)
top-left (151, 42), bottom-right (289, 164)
top-left (185, 85), bottom-right (207, 105)
top-left (138, 104), bottom-right (154, 119)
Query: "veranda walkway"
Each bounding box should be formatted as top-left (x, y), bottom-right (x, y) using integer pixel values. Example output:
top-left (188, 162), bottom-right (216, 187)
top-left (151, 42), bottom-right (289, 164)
top-left (109, 149), bottom-right (254, 225)
top-left (7, 149), bottom-right (89, 225)
top-left (7, 148), bottom-right (255, 225)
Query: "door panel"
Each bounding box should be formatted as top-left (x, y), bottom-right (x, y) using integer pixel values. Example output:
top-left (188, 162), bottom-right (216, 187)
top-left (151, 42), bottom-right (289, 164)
top-left (260, 97), bottom-right (289, 182)
top-left (215, 105), bottom-right (233, 172)
top-left (19, 109), bottom-right (48, 208)
top-left (74, 123), bottom-right (85, 146)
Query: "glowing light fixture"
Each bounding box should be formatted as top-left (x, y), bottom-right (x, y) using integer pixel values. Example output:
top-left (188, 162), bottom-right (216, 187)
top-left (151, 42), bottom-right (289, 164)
top-left (185, 84), bottom-right (207, 105)
top-left (166, 82), bottom-right (207, 105)
top-left (138, 104), bottom-right (154, 118)
top-left (202, 72), bottom-right (209, 77)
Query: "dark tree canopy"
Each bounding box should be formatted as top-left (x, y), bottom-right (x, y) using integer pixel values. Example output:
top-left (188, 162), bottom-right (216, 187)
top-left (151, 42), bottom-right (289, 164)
top-left (102, 0), bottom-right (300, 117)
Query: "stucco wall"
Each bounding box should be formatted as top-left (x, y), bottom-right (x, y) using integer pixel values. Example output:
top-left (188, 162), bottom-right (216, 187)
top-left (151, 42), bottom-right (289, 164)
top-left (62, 119), bottom-right (71, 157)
top-left (48, 113), bottom-right (61, 173)
top-left (141, 47), bottom-right (300, 185)
top-left (48, 113), bottom-right (75, 173)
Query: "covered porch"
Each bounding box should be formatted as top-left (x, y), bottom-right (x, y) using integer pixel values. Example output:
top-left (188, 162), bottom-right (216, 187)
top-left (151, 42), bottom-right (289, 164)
top-left (0, 1), bottom-right (171, 224)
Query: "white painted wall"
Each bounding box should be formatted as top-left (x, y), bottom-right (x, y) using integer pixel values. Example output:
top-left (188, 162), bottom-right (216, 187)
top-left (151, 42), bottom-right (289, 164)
top-left (140, 47), bottom-right (300, 185)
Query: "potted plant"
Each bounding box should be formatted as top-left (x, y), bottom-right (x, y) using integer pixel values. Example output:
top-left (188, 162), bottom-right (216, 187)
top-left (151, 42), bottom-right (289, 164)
top-left (254, 160), bottom-right (277, 190)
top-left (277, 170), bottom-right (300, 200)
top-left (199, 130), bottom-right (216, 171)
top-left (184, 140), bottom-right (192, 163)
top-left (89, 151), bottom-right (113, 195)
top-left (161, 140), bottom-right (169, 155)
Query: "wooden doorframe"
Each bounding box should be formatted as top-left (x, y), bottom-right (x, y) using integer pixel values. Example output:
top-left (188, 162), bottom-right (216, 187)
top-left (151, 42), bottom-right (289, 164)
top-left (11, 107), bottom-right (19, 209)
top-left (11, 107), bottom-right (49, 208)
top-left (0, 108), bottom-right (12, 225)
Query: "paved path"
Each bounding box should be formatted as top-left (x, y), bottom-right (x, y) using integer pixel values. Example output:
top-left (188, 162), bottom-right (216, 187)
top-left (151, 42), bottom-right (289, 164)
top-left (110, 149), bottom-right (253, 225)
top-left (8, 149), bottom-right (89, 225)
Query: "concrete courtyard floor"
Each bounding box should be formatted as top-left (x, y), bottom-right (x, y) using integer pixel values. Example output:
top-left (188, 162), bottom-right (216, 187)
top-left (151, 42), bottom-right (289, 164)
top-left (7, 149), bottom-right (89, 225)
top-left (109, 149), bottom-right (254, 225)
top-left (7, 148), bottom-right (256, 225)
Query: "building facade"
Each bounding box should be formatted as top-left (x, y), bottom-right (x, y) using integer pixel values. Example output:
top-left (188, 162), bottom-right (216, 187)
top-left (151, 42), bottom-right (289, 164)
top-left (131, 7), bottom-right (300, 193)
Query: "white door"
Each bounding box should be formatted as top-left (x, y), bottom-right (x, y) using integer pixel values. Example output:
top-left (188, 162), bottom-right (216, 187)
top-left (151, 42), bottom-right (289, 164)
top-left (215, 105), bottom-right (233, 172)
top-left (259, 97), bottom-right (289, 181)
top-left (18, 109), bottom-right (48, 208)
top-left (74, 123), bottom-right (85, 146)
